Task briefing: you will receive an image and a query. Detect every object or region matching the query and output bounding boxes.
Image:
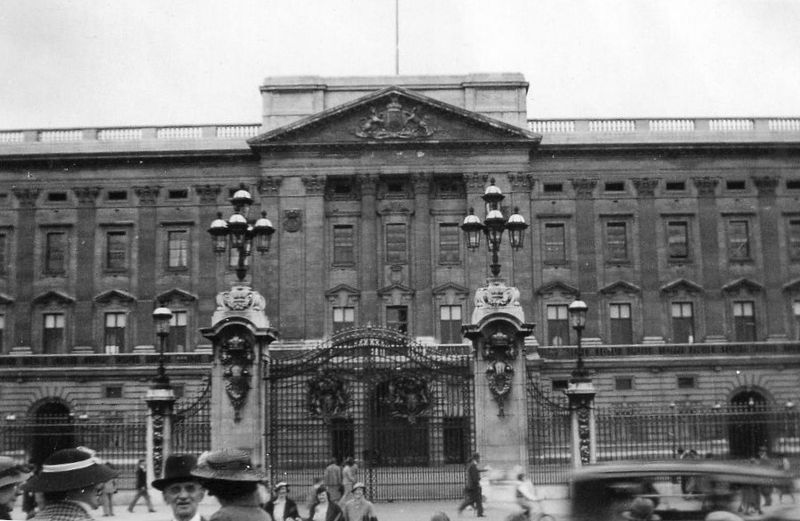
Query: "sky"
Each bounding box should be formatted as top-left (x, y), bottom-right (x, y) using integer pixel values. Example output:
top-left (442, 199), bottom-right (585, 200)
top-left (1, 0), bottom-right (800, 129)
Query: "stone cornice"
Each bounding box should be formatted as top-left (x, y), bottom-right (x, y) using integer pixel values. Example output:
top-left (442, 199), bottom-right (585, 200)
top-left (258, 176), bottom-right (283, 195)
top-left (133, 186), bottom-right (160, 205)
top-left (12, 188), bottom-right (40, 208)
top-left (631, 178), bottom-right (659, 198)
top-left (463, 173), bottom-right (488, 193)
top-left (72, 186), bottom-right (102, 205)
top-left (571, 178), bottom-right (598, 199)
top-left (194, 184), bottom-right (221, 204)
top-left (692, 177), bottom-right (719, 197)
top-left (752, 175), bottom-right (780, 196)
top-left (301, 175), bottom-right (326, 196)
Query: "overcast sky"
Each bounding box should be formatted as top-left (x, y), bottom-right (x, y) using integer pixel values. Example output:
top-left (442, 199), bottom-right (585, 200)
top-left (2, 0), bottom-right (800, 129)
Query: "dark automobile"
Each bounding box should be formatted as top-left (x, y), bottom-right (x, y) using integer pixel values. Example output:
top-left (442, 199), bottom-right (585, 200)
top-left (570, 460), bottom-right (796, 521)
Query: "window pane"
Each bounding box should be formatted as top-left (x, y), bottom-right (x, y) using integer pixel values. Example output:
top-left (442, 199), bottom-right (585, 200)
top-left (438, 223), bottom-right (460, 263)
top-left (606, 222), bottom-right (628, 261)
top-left (0, 233), bottom-right (7, 275)
top-left (667, 222), bottom-right (689, 259)
top-left (733, 301), bottom-right (756, 342)
top-left (45, 232), bottom-right (67, 274)
top-left (610, 304), bottom-right (633, 344)
top-left (386, 305), bottom-right (408, 334)
top-left (440, 305), bottom-right (462, 344)
top-left (333, 306), bottom-right (355, 333)
top-left (168, 230), bottom-right (189, 268)
top-left (544, 223), bottom-right (566, 263)
top-left (728, 220), bottom-right (750, 259)
top-left (333, 225), bottom-right (355, 265)
top-left (385, 223), bottom-right (407, 264)
top-left (672, 303), bottom-right (694, 343)
top-left (104, 312), bottom-right (126, 353)
top-left (43, 313), bottom-right (64, 354)
top-left (106, 231), bottom-right (127, 270)
top-left (789, 220), bottom-right (800, 260)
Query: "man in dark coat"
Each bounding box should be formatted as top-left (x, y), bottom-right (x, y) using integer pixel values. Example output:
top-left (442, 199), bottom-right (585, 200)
top-left (457, 453), bottom-right (484, 517)
top-left (128, 458), bottom-right (156, 513)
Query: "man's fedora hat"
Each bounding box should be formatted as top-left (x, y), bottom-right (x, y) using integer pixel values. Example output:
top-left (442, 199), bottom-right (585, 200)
top-left (24, 448), bottom-right (118, 493)
top-left (190, 449), bottom-right (265, 483)
top-left (0, 456), bottom-right (30, 489)
top-left (352, 481), bottom-right (366, 491)
top-left (274, 481), bottom-right (289, 491)
top-left (152, 454), bottom-right (199, 490)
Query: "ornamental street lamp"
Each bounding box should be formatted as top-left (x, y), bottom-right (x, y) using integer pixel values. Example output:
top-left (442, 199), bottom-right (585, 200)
top-left (461, 179), bottom-right (528, 277)
top-left (152, 307), bottom-right (173, 389)
top-left (568, 298), bottom-right (589, 380)
top-left (208, 186), bottom-right (275, 282)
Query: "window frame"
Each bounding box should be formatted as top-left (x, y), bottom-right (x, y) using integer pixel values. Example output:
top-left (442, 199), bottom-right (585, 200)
top-left (332, 224), bottom-right (356, 267)
top-left (104, 230), bottom-right (129, 272)
top-left (42, 312), bottom-right (65, 354)
top-left (103, 311), bottom-right (127, 354)
top-left (439, 304), bottom-right (463, 344)
top-left (604, 221), bottom-right (630, 263)
top-left (437, 223), bottom-right (461, 265)
top-left (727, 219), bottom-right (752, 261)
top-left (386, 305), bottom-right (409, 334)
top-left (546, 304), bottom-right (571, 346)
top-left (166, 229), bottom-right (190, 270)
top-left (732, 300), bottom-right (757, 342)
top-left (609, 302), bottom-right (633, 344)
top-left (788, 218), bottom-right (800, 262)
top-left (332, 306), bottom-right (355, 333)
top-left (167, 310), bottom-right (188, 352)
top-left (671, 301), bottom-right (695, 343)
top-left (384, 222), bottom-right (408, 265)
top-left (543, 222), bottom-right (567, 265)
top-left (666, 220), bottom-right (691, 262)
top-left (43, 229), bottom-right (69, 276)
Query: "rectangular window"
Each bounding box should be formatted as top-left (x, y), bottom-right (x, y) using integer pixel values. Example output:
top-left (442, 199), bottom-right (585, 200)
top-left (333, 306), bottom-right (355, 333)
top-left (104, 385), bottom-right (123, 399)
top-left (439, 305), bottom-right (462, 344)
top-left (666, 181), bottom-right (686, 191)
top-left (794, 301), bottom-right (800, 341)
top-left (671, 302), bottom-right (695, 343)
top-left (543, 223), bottom-right (566, 264)
top-left (728, 220), bottom-right (751, 260)
top-left (677, 376), bottom-right (696, 389)
top-left (0, 233), bottom-right (6, 275)
top-left (733, 301), bottom-right (756, 342)
top-left (546, 304), bottom-right (570, 346)
top-left (333, 225), bottom-right (355, 266)
top-left (386, 305), bottom-right (408, 334)
top-left (44, 231), bottom-right (67, 275)
top-left (105, 231), bottom-right (128, 271)
top-left (167, 230), bottom-right (189, 269)
top-left (104, 312), bottom-right (126, 354)
top-left (438, 223), bottom-right (460, 264)
top-left (0, 314), bottom-right (4, 352)
top-left (667, 221), bottom-right (690, 260)
top-left (615, 377), bottom-right (633, 391)
top-left (385, 223), bottom-right (407, 264)
top-left (43, 313), bottom-right (65, 354)
top-left (609, 303), bottom-right (633, 344)
top-left (168, 311), bottom-right (187, 352)
top-left (543, 183), bottom-right (563, 193)
top-left (789, 220), bottom-right (800, 261)
top-left (605, 222), bottom-right (629, 262)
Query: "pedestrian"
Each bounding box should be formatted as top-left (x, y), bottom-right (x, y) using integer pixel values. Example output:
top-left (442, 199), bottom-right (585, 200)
top-left (307, 479), bottom-right (324, 513)
top-left (191, 449), bottom-right (271, 521)
top-left (127, 458), bottom-right (156, 513)
top-left (430, 513), bottom-right (450, 521)
top-left (456, 453), bottom-right (485, 517)
top-left (22, 447), bottom-right (118, 521)
top-left (264, 482), bottom-right (299, 521)
top-left (0, 456), bottom-right (31, 520)
top-left (100, 463), bottom-right (117, 517)
top-left (342, 482), bottom-right (376, 521)
top-left (621, 497), bottom-right (661, 521)
top-left (323, 458), bottom-right (343, 503)
top-left (757, 445), bottom-right (773, 507)
top-left (22, 461), bottom-right (39, 519)
top-left (339, 457), bottom-right (358, 506)
top-left (778, 457), bottom-right (795, 504)
top-left (307, 486), bottom-right (343, 521)
top-left (152, 453), bottom-right (207, 521)
top-left (514, 471), bottom-right (539, 518)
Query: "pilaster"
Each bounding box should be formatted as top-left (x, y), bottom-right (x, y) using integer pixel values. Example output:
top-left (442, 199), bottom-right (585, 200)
top-left (257, 176), bottom-right (283, 326)
top-left (194, 184), bottom-right (224, 332)
top-left (570, 178), bottom-right (599, 337)
top-left (412, 173), bottom-right (433, 336)
top-left (72, 187), bottom-right (101, 348)
top-left (358, 175), bottom-right (379, 325)
top-left (632, 178), bottom-right (662, 340)
top-left (692, 177), bottom-right (724, 338)
top-left (302, 175), bottom-right (326, 338)
top-left (134, 186), bottom-right (160, 350)
top-left (11, 188), bottom-right (40, 348)
top-left (753, 175), bottom-right (785, 340)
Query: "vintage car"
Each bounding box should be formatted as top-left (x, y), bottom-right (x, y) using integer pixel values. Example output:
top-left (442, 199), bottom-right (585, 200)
top-left (569, 460), bottom-right (796, 521)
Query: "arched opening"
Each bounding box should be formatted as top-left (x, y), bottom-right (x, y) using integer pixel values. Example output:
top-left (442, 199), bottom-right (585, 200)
top-left (29, 400), bottom-right (74, 465)
top-left (728, 390), bottom-right (769, 459)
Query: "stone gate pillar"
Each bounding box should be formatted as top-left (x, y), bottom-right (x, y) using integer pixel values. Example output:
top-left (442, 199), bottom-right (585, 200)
top-left (565, 380), bottom-right (597, 467)
top-left (463, 278), bottom-right (534, 470)
top-left (201, 285), bottom-right (277, 469)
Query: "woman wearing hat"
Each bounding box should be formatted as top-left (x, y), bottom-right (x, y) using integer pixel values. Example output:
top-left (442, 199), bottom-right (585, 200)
top-left (621, 497), bottom-right (661, 521)
top-left (23, 448), bottom-right (118, 521)
top-left (0, 456), bottom-right (31, 519)
top-left (341, 483), bottom-right (375, 521)
top-left (263, 482), bottom-right (299, 521)
top-left (190, 449), bottom-right (271, 521)
top-left (307, 486), bottom-right (343, 521)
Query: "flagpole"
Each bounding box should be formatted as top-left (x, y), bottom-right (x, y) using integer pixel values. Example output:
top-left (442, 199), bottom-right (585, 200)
top-left (395, 0), bottom-right (399, 75)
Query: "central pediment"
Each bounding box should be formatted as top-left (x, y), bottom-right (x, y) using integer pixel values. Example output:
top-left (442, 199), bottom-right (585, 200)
top-left (248, 86), bottom-right (540, 150)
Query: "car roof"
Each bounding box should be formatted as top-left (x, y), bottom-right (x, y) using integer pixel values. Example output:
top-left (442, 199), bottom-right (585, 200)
top-left (571, 460), bottom-right (793, 486)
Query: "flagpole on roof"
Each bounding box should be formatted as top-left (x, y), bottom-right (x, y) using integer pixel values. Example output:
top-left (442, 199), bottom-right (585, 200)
top-left (395, 0), bottom-right (400, 75)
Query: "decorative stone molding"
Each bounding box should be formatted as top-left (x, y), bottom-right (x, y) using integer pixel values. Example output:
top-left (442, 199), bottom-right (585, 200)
top-left (93, 289), bottom-right (137, 304)
top-left (571, 178), bottom-right (598, 199)
top-left (353, 95), bottom-right (436, 139)
top-left (463, 173), bottom-right (489, 193)
top-left (283, 209), bottom-right (302, 233)
top-left (483, 330), bottom-right (517, 417)
top-left (31, 290), bottom-right (75, 306)
top-left (377, 283), bottom-right (415, 305)
top-left (692, 177), bottom-right (719, 197)
top-left (509, 173), bottom-right (534, 192)
top-left (411, 173), bottom-right (431, 195)
top-left (599, 280), bottom-right (642, 296)
top-left (632, 178), bottom-right (659, 198)
top-left (257, 176), bottom-right (283, 196)
top-left (194, 184), bottom-right (221, 204)
top-left (380, 376), bottom-right (431, 424)
top-left (12, 188), bottom-right (40, 208)
top-left (156, 288), bottom-right (199, 305)
top-left (721, 277), bottom-right (764, 295)
top-left (72, 187), bottom-right (102, 205)
top-left (753, 175), bottom-right (780, 196)
top-left (134, 186), bottom-right (161, 205)
top-left (215, 285), bottom-right (266, 312)
top-left (220, 334), bottom-right (254, 422)
top-left (307, 372), bottom-right (349, 422)
top-left (660, 278), bottom-right (704, 295)
top-left (377, 202), bottom-right (412, 215)
top-left (301, 175), bottom-right (326, 196)
top-left (472, 278), bottom-right (523, 324)
top-left (356, 175), bottom-right (379, 197)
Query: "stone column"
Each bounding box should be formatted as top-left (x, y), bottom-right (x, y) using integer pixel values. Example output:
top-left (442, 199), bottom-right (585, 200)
top-left (302, 175), bottom-right (326, 339)
top-left (571, 179), bottom-right (599, 337)
top-left (753, 175), bottom-right (786, 340)
top-left (692, 177), bottom-right (724, 340)
top-left (72, 187), bottom-right (101, 349)
top-left (412, 173), bottom-right (433, 336)
top-left (145, 387), bottom-right (175, 483)
top-left (133, 186), bottom-right (160, 349)
top-left (12, 188), bottom-right (40, 349)
top-left (632, 178), bottom-right (662, 340)
top-left (358, 175), bottom-right (379, 325)
top-left (565, 381), bottom-right (597, 468)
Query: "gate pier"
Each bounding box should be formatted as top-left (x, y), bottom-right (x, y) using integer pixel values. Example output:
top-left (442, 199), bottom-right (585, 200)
top-left (201, 285), bottom-right (277, 468)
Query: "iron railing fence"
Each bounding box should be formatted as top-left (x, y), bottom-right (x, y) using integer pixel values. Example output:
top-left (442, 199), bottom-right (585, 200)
top-left (526, 372), bottom-right (572, 484)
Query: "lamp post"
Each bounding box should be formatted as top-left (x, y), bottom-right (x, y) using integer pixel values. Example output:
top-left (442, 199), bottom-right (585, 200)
top-left (146, 307), bottom-right (176, 483)
top-left (152, 307), bottom-right (173, 389)
top-left (208, 186), bottom-right (275, 283)
top-left (568, 298), bottom-right (589, 380)
top-left (461, 179), bottom-right (528, 278)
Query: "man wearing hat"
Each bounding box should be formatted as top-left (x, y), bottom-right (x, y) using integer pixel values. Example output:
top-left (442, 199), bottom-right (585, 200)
top-left (190, 449), bottom-right (270, 521)
top-left (24, 447), bottom-right (118, 521)
top-left (341, 483), bottom-right (376, 521)
top-left (152, 454), bottom-right (207, 521)
top-left (263, 482), bottom-right (299, 521)
top-left (0, 456), bottom-right (31, 519)
top-left (621, 497), bottom-right (661, 521)
top-left (457, 453), bottom-right (485, 517)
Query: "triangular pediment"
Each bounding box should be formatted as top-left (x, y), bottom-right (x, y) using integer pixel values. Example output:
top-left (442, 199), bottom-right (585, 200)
top-left (599, 280), bottom-right (641, 296)
top-left (94, 289), bottom-right (137, 304)
top-left (784, 278), bottom-right (800, 294)
top-left (660, 278), bottom-right (704, 295)
top-left (155, 288), bottom-right (198, 305)
top-left (248, 86), bottom-right (540, 150)
top-left (324, 284), bottom-right (361, 297)
top-left (536, 280), bottom-right (579, 297)
top-left (32, 290), bottom-right (75, 306)
top-left (377, 283), bottom-right (415, 297)
top-left (722, 278), bottom-right (764, 294)
top-left (432, 282), bottom-right (470, 296)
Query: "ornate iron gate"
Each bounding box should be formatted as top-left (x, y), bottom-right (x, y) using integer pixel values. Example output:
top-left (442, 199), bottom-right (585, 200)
top-left (526, 369), bottom-right (572, 484)
top-left (267, 326), bottom-right (474, 501)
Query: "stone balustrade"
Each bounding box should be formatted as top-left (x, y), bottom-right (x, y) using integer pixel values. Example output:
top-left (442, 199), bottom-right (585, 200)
top-left (537, 341), bottom-right (800, 360)
top-left (0, 351), bottom-right (214, 368)
top-left (0, 124), bottom-right (261, 144)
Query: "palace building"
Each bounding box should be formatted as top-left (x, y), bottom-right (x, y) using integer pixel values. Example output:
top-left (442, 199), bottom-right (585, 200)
top-left (0, 73), bottom-right (799, 487)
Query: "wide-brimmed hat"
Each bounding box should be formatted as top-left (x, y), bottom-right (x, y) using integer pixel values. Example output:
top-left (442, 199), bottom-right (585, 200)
top-left (190, 449), bottom-right (264, 483)
top-left (352, 481), bottom-right (366, 492)
top-left (0, 456), bottom-right (30, 489)
top-left (152, 454), bottom-right (199, 490)
top-left (621, 497), bottom-right (657, 521)
top-left (24, 448), bottom-right (118, 493)
top-left (273, 481), bottom-right (288, 491)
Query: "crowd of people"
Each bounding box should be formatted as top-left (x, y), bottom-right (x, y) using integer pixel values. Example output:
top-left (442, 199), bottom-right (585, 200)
top-left (0, 449), bottom-right (378, 521)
